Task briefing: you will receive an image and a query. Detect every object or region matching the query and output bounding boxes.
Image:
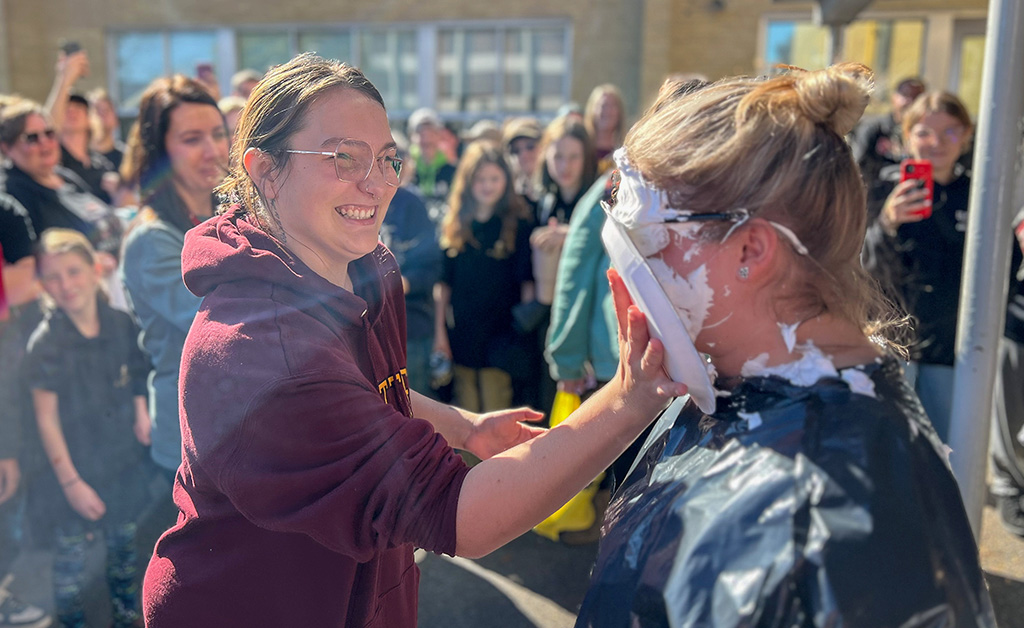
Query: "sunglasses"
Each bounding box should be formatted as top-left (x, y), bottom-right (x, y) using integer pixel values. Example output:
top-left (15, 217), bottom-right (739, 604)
top-left (21, 128), bottom-right (57, 145)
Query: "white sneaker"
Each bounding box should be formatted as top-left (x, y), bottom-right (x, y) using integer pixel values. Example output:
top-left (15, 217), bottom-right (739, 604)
top-left (0, 575), bottom-right (52, 628)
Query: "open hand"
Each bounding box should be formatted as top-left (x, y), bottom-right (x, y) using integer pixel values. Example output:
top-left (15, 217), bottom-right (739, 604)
top-left (463, 407), bottom-right (546, 460)
top-left (609, 269), bottom-right (687, 407)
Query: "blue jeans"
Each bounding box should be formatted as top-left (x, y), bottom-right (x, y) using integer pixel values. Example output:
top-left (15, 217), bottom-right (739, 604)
top-left (905, 361), bottom-right (955, 443)
top-left (54, 519), bottom-right (141, 628)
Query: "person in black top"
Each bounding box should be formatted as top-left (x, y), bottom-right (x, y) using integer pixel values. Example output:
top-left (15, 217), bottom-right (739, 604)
top-left (27, 228), bottom-right (150, 628)
top-left (862, 91), bottom-right (988, 443)
top-left (88, 89), bottom-right (126, 172)
top-left (0, 191), bottom-right (51, 628)
top-left (45, 49), bottom-right (119, 204)
top-left (434, 141), bottom-right (534, 413)
top-left (850, 77), bottom-right (925, 192)
top-left (0, 99), bottom-right (122, 264)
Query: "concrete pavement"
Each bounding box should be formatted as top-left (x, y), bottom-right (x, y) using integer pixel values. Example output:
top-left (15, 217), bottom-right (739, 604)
top-left (8, 472), bottom-right (1024, 627)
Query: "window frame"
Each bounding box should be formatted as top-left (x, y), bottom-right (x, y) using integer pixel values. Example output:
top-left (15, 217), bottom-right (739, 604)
top-left (107, 19), bottom-right (573, 123)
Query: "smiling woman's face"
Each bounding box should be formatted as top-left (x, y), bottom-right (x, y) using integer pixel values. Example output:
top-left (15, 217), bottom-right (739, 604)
top-left (266, 87), bottom-right (398, 275)
top-left (165, 102), bottom-right (230, 200)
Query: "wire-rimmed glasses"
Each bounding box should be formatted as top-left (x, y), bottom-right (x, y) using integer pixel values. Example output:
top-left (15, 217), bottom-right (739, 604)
top-left (282, 139), bottom-right (403, 187)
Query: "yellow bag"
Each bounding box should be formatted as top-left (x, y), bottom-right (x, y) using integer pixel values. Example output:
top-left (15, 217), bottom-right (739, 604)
top-left (532, 391), bottom-right (606, 542)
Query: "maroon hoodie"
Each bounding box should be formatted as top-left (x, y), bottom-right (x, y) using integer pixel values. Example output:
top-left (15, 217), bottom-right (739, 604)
top-left (143, 210), bottom-right (470, 627)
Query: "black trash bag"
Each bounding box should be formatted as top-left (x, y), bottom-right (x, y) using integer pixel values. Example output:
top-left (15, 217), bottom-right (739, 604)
top-left (577, 357), bottom-right (996, 628)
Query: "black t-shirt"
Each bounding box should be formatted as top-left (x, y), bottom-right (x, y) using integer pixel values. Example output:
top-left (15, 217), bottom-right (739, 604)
top-left (25, 301), bottom-right (150, 524)
top-left (60, 144), bottom-right (115, 204)
top-left (101, 143), bottom-right (125, 173)
top-left (3, 165), bottom-right (122, 256)
top-left (441, 216), bottom-right (533, 368)
top-left (0, 192), bottom-right (36, 264)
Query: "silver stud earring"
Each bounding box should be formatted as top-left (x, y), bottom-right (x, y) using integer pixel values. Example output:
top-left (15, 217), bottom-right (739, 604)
top-left (738, 266), bottom-right (750, 280)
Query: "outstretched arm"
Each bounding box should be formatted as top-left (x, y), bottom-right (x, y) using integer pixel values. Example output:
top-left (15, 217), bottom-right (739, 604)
top-left (453, 270), bottom-right (686, 558)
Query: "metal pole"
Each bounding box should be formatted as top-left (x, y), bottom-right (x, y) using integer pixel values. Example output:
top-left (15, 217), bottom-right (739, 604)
top-left (948, 0), bottom-right (1024, 538)
top-left (828, 25), bottom-right (844, 65)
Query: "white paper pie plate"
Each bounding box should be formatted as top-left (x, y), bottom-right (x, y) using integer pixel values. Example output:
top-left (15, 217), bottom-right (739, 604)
top-left (601, 217), bottom-right (716, 414)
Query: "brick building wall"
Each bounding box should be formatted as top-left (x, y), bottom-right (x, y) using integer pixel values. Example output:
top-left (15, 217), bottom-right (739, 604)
top-left (0, 0), bottom-right (993, 120)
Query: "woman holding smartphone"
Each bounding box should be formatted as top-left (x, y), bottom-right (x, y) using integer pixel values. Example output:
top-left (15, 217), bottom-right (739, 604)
top-left (863, 91), bottom-right (977, 443)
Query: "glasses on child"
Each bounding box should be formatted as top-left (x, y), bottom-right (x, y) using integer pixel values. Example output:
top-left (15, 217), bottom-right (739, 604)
top-left (21, 128), bottom-right (57, 145)
top-left (282, 139), bottom-right (403, 187)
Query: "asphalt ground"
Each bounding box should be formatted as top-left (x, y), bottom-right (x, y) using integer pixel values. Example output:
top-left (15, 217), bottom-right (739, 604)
top-left (8, 470), bottom-right (1024, 627)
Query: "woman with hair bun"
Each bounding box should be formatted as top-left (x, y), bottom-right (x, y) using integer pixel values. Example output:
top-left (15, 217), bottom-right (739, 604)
top-left (576, 64), bottom-right (994, 627)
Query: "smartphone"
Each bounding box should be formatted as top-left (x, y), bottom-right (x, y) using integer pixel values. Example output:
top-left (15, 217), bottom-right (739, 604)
top-left (900, 159), bottom-right (933, 219)
top-left (60, 40), bottom-right (81, 56)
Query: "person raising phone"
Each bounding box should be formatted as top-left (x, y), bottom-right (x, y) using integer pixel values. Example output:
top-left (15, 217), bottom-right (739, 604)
top-left (864, 91), bottom-right (991, 444)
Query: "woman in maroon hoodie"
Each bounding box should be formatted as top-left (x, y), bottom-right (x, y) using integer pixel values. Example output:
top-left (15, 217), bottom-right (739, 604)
top-left (142, 53), bottom-right (685, 628)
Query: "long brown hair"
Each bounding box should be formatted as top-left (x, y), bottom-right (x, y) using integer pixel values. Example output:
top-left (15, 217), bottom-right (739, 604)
top-left (625, 63), bottom-right (904, 349)
top-left (440, 141), bottom-right (525, 254)
top-left (534, 115), bottom-right (597, 199)
top-left (216, 53), bottom-right (384, 233)
top-left (121, 75), bottom-right (223, 233)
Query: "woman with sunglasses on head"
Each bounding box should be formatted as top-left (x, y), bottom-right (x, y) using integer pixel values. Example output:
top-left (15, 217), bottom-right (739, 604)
top-left (575, 65), bottom-right (993, 627)
top-left (119, 75), bottom-right (230, 487)
top-left (0, 99), bottom-right (122, 289)
top-left (142, 53), bottom-right (684, 628)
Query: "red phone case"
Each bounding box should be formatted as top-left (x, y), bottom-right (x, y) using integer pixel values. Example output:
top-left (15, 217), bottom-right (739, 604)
top-left (900, 159), bottom-right (933, 219)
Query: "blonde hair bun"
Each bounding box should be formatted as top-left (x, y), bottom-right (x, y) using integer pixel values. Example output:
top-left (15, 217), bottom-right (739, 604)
top-left (741, 63), bottom-right (874, 138)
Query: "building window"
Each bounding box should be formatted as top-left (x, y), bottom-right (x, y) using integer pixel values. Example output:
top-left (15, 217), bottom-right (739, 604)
top-left (237, 32), bottom-right (293, 75)
top-left (437, 25), bottom-right (570, 115)
top-left (359, 29), bottom-right (419, 112)
top-left (114, 31), bottom-right (217, 111)
top-left (111, 20), bottom-right (571, 120)
top-left (763, 18), bottom-right (925, 109)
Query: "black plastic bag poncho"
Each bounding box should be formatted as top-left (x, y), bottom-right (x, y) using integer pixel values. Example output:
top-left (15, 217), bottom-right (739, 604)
top-left (576, 357), bottom-right (995, 627)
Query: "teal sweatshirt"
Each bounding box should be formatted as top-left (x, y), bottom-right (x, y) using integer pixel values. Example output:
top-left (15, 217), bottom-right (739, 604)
top-left (544, 173), bottom-right (619, 382)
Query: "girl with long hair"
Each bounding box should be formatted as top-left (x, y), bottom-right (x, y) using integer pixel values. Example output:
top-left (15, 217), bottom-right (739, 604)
top-left (434, 141), bottom-right (534, 412)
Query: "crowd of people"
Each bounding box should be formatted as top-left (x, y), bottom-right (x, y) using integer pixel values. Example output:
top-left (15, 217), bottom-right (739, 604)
top-left (0, 43), bottom-right (1020, 628)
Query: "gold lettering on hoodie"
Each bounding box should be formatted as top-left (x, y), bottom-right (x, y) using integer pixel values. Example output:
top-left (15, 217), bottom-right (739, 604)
top-left (377, 368), bottom-right (410, 404)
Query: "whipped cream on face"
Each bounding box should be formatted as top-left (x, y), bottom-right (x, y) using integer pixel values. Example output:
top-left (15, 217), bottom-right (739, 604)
top-left (647, 258), bottom-right (714, 342)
